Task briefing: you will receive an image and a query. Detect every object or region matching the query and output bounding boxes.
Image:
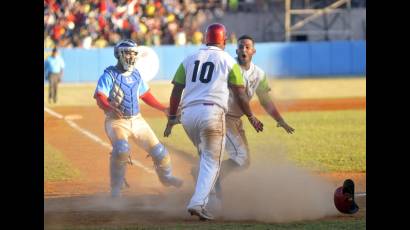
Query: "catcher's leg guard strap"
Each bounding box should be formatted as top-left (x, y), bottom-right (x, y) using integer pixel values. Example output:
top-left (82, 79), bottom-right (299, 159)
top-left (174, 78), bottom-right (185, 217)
top-left (113, 139), bottom-right (130, 158)
top-left (150, 143), bottom-right (168, 163)
top-left (110, 139), bottom-right (130, 197)
top-left (150, 143), bottom-right (173, 181)
top-left (112, 139), bottom-right (130, 166)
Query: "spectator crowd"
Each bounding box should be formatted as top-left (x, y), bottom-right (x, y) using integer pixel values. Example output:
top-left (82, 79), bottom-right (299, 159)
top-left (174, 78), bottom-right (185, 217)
top-left (45, 0), bottom-right (365, 48)
top-left (44, 0), bottom-right (236, 48)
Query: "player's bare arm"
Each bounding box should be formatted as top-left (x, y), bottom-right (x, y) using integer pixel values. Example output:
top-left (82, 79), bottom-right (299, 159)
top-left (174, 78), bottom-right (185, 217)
top-left (164, 83), bottom-right (184, 137)
top-left (230, 85), bottom-right (264, 132)
top-left (257, 91), bottom-right (295, 134)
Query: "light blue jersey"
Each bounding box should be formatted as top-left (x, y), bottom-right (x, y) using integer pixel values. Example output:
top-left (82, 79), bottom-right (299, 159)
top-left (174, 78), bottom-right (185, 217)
top-left (44, 55), bottom-right (65, 75)
top-left (95, 66), bottom-right (149, 116)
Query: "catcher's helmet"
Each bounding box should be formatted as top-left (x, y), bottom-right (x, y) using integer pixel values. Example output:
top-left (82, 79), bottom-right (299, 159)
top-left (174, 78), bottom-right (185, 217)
top-left (205, 23), bottom-right (227, 45)
top-left (114, 39), bottom-right (138, 71)
top-left (334, 179), bottom-right (359, 214)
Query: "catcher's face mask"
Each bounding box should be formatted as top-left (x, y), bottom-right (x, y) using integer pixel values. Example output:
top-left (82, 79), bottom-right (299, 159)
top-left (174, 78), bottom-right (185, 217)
top-left (114, 39), bottom-right (139, 72)
top-left (118, 49), bottom-right (138, 72)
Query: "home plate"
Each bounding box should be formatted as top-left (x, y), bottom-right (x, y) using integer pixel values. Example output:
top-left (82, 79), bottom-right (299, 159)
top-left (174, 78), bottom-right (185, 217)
top-left (64, 114), bottom-right (83, 120)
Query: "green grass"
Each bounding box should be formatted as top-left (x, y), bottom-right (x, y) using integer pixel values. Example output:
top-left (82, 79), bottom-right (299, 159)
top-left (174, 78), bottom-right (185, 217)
top-left (44, 141), bottom-right (81, 181)
top-left (43, 78), bottom-right (365, 173)
top-left (147, 110), bottom-right (365, 173)
top-left (269, 77), bottom-right (366, 100)
top-left (44, 77), bottom-right (366, 106)
top-left (245, 110), bottom-right (366, 172)
top-left (49, 219), bottom-right (365, 230)
top-left (44, 84), bottom-right (97, 107)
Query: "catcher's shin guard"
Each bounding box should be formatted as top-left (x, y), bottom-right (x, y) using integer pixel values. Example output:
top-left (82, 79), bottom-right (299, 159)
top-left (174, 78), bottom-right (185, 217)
top-left (110, 139), bottom-right (130, 197)
top-left (150, 143), bottom-right (183, 187)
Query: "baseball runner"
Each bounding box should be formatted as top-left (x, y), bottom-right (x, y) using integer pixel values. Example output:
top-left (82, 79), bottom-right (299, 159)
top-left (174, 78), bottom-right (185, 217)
top-left (94, 39), bottom-right (183, 198)
top-left (209, 34), bottom-right (295, 207)
top-left (164, 23), bottom-right (264, 220)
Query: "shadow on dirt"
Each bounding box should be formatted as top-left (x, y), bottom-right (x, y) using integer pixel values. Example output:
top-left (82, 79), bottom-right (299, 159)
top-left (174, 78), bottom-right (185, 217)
top-left (45, 190), bottom-right (196, 229)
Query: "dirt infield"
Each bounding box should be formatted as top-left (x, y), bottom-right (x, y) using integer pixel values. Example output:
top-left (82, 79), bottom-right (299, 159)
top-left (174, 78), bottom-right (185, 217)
top-left (44, 97), bottom-right (366, 228)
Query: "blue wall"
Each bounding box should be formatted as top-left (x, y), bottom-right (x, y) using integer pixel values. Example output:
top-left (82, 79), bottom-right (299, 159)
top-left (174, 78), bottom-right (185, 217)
top-left (45, 40), bottom-right (365, 83)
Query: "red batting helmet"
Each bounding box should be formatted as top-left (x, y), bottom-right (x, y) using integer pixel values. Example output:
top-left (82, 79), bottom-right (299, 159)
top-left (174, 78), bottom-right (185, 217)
top-left (205, 23), bottom-right (227, 45)
top-left (334, 179), bottom-right (359, 214)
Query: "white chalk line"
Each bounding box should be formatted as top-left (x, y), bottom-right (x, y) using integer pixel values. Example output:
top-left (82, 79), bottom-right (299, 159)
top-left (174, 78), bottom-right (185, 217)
top-left (44, 107), bottom-right (155, 174)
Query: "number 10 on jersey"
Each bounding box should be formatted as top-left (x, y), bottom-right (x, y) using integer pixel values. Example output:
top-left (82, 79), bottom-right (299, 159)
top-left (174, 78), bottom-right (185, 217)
top-left (192, 60), bottom-right (215, 83)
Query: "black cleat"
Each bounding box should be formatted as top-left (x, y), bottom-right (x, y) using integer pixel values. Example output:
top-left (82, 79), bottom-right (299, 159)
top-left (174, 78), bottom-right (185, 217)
top-left (188, 206), bottom-right (215, 221)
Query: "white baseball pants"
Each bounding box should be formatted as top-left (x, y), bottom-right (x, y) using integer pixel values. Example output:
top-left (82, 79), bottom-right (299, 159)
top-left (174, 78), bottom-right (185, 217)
top-left (181, 103), bottom-right (226, 209)
top-left (225, 115), bottom-right (250, 167)
top-left (105, 113), bottom-right (160, 149)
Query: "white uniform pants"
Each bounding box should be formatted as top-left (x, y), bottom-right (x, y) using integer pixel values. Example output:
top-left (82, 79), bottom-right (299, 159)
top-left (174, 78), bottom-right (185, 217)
top-left (105, 113), bottom-right (160, 149)
top-left (181, 103), bottom-right (226, 209)
top-left (225, 115), bottom-right (250, 167)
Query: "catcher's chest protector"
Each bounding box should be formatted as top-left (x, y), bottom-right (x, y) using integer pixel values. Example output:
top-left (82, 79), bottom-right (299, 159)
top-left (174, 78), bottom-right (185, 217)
top-left (108, 69), bottom-right (142, 117)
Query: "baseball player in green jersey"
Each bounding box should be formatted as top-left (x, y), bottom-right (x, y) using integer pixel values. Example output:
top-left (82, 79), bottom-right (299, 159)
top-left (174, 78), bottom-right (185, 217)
top-left (211, 34), bottom-right (295, 209)
top-left (164, 24), bottom-right (264, 221)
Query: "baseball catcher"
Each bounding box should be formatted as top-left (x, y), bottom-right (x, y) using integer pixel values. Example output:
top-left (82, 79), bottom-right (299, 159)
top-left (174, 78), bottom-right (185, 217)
top-left (94, 39), bottom-right (183, 198)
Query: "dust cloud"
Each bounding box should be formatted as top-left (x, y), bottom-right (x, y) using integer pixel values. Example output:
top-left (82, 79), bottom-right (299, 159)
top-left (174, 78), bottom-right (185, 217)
top-left (45, 153), bottom-right (339, 224)
top-left (218, 155), bottom-right (339, 222)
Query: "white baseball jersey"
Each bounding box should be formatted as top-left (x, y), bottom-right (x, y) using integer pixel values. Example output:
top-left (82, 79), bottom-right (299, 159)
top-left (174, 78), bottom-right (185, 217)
top-left (172, 46), bottom-right (245, 112)
top-left (171, 45), bottom-right (245, 210)
top-left (227, 62), bottom-right (271, 117)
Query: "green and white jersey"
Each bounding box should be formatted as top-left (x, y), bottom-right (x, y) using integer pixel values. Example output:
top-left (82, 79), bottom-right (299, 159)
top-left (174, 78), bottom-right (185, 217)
top-left (227, 62), bottom-right (271, 117)
top-left (172, 46), bottom-right (244, 112)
